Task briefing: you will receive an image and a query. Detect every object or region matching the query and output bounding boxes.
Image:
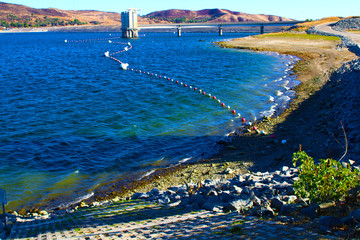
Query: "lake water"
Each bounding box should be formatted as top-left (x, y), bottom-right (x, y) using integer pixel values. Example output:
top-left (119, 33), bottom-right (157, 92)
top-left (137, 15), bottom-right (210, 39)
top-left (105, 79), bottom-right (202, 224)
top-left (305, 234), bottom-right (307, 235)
top-left (0, 32), bottom-right (299, 210)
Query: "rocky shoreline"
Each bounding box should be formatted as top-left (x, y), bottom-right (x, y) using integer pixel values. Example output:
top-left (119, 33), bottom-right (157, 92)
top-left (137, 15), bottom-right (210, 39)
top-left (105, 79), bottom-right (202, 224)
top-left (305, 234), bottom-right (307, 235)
top-left (131, 164), bottom-right (360, 238)
top-left (2, 19), bottom-right (360, 239)
top-left (116, 20), bottom-right (360, 238)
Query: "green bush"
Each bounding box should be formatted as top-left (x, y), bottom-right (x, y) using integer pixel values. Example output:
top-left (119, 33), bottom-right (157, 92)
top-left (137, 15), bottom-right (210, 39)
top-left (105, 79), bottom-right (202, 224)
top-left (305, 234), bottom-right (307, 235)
top-left (292, 150), bottom-right (360, 203)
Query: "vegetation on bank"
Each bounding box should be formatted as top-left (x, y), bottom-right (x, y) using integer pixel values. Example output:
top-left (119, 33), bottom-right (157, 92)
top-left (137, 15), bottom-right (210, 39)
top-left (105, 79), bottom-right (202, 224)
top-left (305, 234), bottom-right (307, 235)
top-left (293, 149), bottom-right (360, 203)
top-left (0, 13), bottom-right (87, 28)
top-left (255, 32), bottom-right (341, 41)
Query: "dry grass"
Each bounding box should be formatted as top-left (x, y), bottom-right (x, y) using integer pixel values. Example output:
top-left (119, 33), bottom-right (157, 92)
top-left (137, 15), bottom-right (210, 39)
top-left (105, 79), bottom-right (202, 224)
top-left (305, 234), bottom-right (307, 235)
top-left (290, 17), bottom-right (343, 32)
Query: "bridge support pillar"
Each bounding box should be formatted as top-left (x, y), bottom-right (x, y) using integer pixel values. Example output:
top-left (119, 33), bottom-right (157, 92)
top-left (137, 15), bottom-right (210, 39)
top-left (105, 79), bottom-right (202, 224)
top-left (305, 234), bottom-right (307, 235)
top-left (219, 25), bottom-right (223, 36)
top-left (260, 24), bottom-right (264, 34)
top-left (177, 26), bottom-right (182, 37)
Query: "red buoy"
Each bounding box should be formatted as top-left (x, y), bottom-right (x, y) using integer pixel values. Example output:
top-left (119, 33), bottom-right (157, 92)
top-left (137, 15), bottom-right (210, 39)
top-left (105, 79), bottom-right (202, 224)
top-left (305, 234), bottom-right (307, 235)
top-left (232, 110), bottom-right (236, 115)
top-left (159, 75), bottom-right (162, 78)
top-left (221, 103), bottom-right (226, 107)
top-left (241, 118), bottom-right (246, 123)
top-left (194, 87), bottom-right (197, 91)
top-left (176, 81), bottom-right (179, 84)
top-left (253, 126), bottom-right (258, 131)
top-left (167, 78), bottom-right (170, 81)
top-left (202, 92), bottom-right (206, 95)
top-left (213, 96), bottom-right (216, 100)
top-left (184, 84), bottom-right (187, 87)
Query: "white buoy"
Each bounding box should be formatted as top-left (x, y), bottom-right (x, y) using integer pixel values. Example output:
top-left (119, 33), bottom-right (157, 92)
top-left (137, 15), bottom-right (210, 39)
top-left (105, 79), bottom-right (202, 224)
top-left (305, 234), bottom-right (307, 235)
top-left (104, 51), bottom-right (110, 57)
top-left (120, 63), bottom-right (129, 70)
top-left (64, 39), bottom-right (68, 43)
top-left (124, 46), bottom-right (129, 51)
top-left (109, 40), bottom-right (112, 43)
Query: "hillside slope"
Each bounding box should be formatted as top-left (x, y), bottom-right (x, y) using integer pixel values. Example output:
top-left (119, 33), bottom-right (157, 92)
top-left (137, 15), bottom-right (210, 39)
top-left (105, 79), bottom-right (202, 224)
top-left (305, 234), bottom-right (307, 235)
top-left (0, 2), bottom-right (293, 29)
top-left (145, 9), bottom-right (294, 23)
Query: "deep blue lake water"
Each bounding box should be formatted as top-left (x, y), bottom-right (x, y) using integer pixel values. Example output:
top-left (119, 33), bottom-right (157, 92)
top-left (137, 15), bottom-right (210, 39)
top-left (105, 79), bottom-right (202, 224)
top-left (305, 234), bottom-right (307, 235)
top-left (0, 32), bottom-right (299, 210)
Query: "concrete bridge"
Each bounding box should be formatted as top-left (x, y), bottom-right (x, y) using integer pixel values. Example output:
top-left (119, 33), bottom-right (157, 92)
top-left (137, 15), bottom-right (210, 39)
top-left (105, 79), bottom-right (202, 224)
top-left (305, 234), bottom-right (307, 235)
top-left (139, 21), bottom-right (303, 36)
top-left (121, 10), bottom-right (303, 38)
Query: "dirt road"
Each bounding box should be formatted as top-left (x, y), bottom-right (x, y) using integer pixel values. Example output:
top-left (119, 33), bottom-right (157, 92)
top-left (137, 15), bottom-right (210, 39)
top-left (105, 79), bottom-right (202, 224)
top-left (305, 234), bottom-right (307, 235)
top-left (315, 22), bottom-right (360, 46)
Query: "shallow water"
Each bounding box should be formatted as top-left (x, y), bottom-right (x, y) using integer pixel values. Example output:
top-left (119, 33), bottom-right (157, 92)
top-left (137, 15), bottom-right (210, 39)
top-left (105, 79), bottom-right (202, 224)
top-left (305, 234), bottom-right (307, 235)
top-left (0, 32), bottom-right (299, 210)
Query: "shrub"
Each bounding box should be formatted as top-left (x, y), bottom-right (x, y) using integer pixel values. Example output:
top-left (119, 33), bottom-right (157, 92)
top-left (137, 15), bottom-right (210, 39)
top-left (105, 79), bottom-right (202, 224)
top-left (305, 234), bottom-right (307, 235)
top-left (292, 150), bottom-right (360, 203)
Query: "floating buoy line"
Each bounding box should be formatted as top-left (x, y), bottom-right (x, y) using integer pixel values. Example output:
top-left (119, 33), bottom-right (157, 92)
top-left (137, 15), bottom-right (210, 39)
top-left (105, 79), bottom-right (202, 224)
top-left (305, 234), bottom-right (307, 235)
top-left (64, 36), bottom-right (256, 127)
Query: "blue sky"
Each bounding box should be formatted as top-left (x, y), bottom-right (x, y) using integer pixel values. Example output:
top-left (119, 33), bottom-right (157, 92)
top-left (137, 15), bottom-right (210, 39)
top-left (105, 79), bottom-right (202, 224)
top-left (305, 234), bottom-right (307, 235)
top-left (3, 0), bottom-right (360, 20)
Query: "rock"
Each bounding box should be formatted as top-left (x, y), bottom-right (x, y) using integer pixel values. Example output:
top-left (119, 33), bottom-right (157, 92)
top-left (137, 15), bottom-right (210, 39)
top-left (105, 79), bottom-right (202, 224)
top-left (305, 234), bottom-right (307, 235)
top-left (349, 209), bottom-right (360, 221)
top-left (317, 216), bottom-right (343, 228)
top-left (201, 196), bottom-right (224, 211)
top-left (283, 195), bottom-right (297, 204)
top-left (319, 201), bottom-right (336, 214)
top-left (250, 192), bottom-right (262, 206)
top-left (341, 216), bottom-right (357, 226)
top-left (132, 192), bottom-right (142, 199)
top-left (80, 202), bottom-right (89, 208)
top-left (91, 202), bottom-right (101, 207)
top-left (167, 200), bottom-right (181, 207)
top-left (270, 197), bottom-right (284, 212)
top-left (231, 185), bottom-right (243, 195)
top-left (157, 197), bottom-right (170, 205)
top-left (282, 166), bottom-right (290, 172)
top-left (207, 190), bottom-right (218, 196)
top-left (223, 168), bottom-right (234, 174)
top-left (260, 206), bottom-right (275, 218)
top-left (223, 198), bottom-right (253, 213)
top-left (189, 195), bottom-right (207, 209)
top-left (280, 204), bottom-right (302, 216)
top-left (165, 190), bottom-right (177, 196)
top-left (300, 204), bottom-right (319, 219)
top-left (39, 210), bottom-right (49, 216)
top-left (149, 188), bottom-right (160, 196)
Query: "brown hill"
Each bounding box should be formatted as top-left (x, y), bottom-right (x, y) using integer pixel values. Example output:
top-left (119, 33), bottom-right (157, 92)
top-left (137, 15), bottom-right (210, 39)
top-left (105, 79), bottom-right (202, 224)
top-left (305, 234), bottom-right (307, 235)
top-left (145, 9), bottom-right (294, 23)
top-left (0, 2), bottom-right (157, 27)
top-left (0, 2), bottom-right (293, 29)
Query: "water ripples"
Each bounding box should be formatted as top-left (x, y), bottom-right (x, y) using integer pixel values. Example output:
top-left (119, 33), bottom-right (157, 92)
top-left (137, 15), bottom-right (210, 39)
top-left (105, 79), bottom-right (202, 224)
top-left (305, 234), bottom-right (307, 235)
top-left (0, 32), bottom-right (299, 210)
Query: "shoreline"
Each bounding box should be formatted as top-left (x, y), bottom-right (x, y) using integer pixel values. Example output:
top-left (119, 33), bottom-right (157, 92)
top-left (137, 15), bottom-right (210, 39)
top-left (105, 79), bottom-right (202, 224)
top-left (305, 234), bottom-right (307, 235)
top-left (8, 26), bottom-right (359, 214)
top-left (99, 31), bottom-right (357, 194)
top-left (78, 30), bottom-right (358, 208)
top-left (3, 20), bottom-right (360, 239)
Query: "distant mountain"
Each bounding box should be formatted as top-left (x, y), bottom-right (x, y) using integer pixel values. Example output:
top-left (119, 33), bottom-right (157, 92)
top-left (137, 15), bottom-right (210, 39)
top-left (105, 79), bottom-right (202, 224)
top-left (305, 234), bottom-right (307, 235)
top-left (144, 9), bottom-right (294, 23)
top-left (0, 2), bottom-right (293, 29)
